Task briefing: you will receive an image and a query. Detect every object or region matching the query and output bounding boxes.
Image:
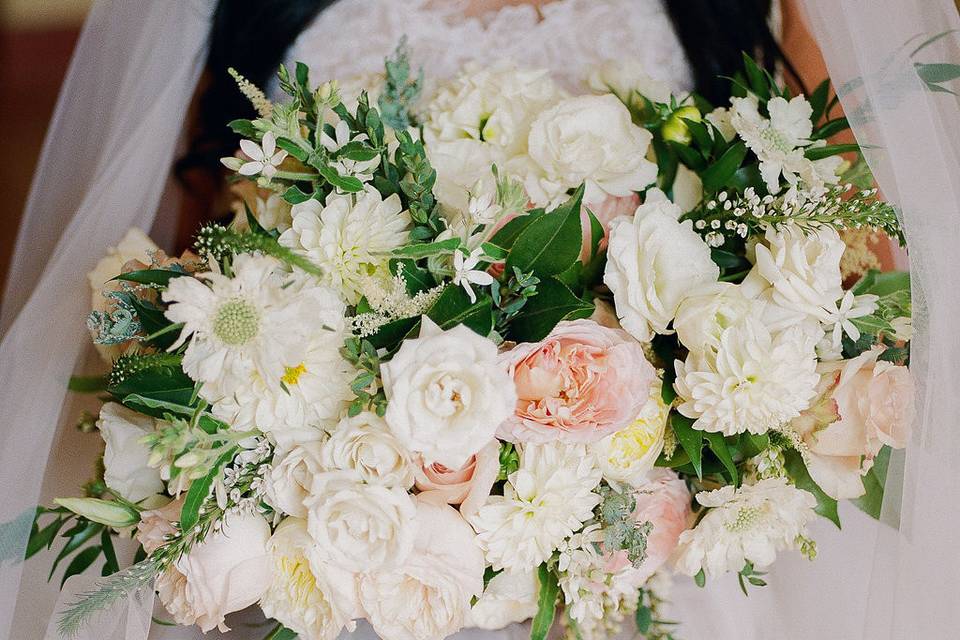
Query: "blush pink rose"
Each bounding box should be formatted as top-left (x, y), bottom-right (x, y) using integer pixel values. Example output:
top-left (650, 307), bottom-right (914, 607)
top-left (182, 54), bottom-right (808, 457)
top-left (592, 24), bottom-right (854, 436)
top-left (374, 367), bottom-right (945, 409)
top-left (581, 193), bottom-right (641, 260)
top-left (415, 440), bottom-right (500, 518)
top-left (604, 469), bottom-right (691, 584)
top-left (498, 319), bottom-right (656, 444)
top-left (136, 497), bottom-right (184, 554)
top-left (792, 346), bottom-right (914, 500)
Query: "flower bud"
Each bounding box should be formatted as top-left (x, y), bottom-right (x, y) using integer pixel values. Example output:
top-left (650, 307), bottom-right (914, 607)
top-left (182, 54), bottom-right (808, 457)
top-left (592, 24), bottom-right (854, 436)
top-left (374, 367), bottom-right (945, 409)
top-left (662, 105), bottom-right (702, 146)
top-left (55, 497), bottom-right (140, 528)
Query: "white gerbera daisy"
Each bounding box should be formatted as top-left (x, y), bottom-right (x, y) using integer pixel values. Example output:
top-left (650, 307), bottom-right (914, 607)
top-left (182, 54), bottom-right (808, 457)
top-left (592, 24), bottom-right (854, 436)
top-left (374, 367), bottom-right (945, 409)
top-left (469, 443), bottom-right (602, 571)
top-left (279, 188), bottom-right (411, 304)
top-left (674, 316), bottom-right (819, 435)
top-left (673, 478), bottom-right (817, 578)
top-left (730, 95), bottom-right (839, 194)
top-left (163, 254), bottom-right (327, 396)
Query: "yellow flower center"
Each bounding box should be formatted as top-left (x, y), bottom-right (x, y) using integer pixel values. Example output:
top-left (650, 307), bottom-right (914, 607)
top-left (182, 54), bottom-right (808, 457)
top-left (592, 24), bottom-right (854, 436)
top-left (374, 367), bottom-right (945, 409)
top-left (608, 417), bottom-right (661, 469)
top-left (282, 363), bottom-right (308, 386)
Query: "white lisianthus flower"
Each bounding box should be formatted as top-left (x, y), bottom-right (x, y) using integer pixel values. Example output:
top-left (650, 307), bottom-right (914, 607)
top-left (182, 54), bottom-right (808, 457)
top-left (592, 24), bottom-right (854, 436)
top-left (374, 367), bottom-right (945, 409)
top-left (590, 382), bottom-right (670, 488)
top-left (359, 499), bottom-right (485, 640)
top-left (278, 188), bottom-right (411, 305)
top-left (587, 58), bottom-right (672, 103)
top-left (97, 403), bottom-right (164, 503)
top-left (674, 282), bottom-right (754, 355)
top-left (156, 511), bottom-right (272, 632)
top-left (425, 61), bottom-right (565, 157)
top-left (604, 189), bottom-right (719, 342)
top-left (320, 412), bottom-right (416, 489)
top-left (305, 471), bottom-right (417, 572)
top-left (526, 94), bottom-right (658, 205)
top-left (469, 443), bottom-right (602, 571)
top-left (263, 441), bottom-right (326, 518)
top-left (673, 478), bottom-right (817, 578)
top-left (674, 317), bottom-right (819, 435)
top-left (382, 317), bottom-right (516, 470)
top-left (466, 569), bottom-right (540, 631)
top-left (730, 95), bottom-right (839, 193)
top-left (261, 518), bottom-right (360, 640)
top-left (163, 254), bottom-right (322, 395)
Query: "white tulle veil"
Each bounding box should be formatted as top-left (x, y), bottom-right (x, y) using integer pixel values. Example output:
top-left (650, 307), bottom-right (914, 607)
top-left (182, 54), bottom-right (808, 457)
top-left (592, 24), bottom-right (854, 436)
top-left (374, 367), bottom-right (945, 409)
top-left (1, 0), bottom-right (958, 638)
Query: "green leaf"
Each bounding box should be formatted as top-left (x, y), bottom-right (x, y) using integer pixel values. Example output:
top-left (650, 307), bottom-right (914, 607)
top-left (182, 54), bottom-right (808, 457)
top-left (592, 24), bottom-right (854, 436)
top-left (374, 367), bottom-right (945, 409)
top-left (854, 445), bottom-right (891, 519)
top-left (635, 601), bottom-right (653, 634)
top-left (704, 432), bottom-right (738, 485)
top-left (480, 242), bottom-right (508, 262)
top-left (742, 53), bottom-right (772, 101)
top-left (26, 515), bottom-right (66, 560)
top-left (854, 270), bottom-right (910, 297)
top-left (489, 209), bottom-right (546, 252)
top-left (391, 237), bottom-right (461, 259)
top-left (701, 142), bottom-right (748, 191)
top-left (114, 269), bottom-right (184, 287)
top-left (228, 119), bottom-right (257, 138)
top-left (670, 414), bottom-right (703, 479)
top-left (100, 529), bottom-right (119, 576)
top-left (316, 164), bottom-right (364, 193)
top-left (68, 375), bottom-right (108, 393)
top-left (784, 450), bottom-right (841, 528)
top-left (48, 520), bottom-right (102, 581)
top-left (507, 278), bottom-right (593, 343)
top-left (804, 143), bottom-right (860, 161)
top-left (915, 62), bottom-right (960, 84)
top-left (809, 79), bottom-right (832, 124)
top-left (530, 563), bottom-right (559, 640)
top-left (694, 568), bottom-right (706, 588)
top-left (812, 117), bottom-right (850, 141)
top-left (60, 546), bottom-right (103, 588)
top-left (426, 287), bottom-right (494, 337)
top-left (669, 140), bottom-right (707, 171)
top-left (584, 207), bottom-right (604, 262)
top-left (179, 448), bottom-right (237, 533)
top-left (390, 259), bottom-right (436, 294)
top-left (275, 137), bottom-right (308, 163)
top-left (263, 624), bottom-right (299, 640)
top-left (282, 185), bottom-right (313, 205)
top-left (506, 186), bottom-right (584, 278)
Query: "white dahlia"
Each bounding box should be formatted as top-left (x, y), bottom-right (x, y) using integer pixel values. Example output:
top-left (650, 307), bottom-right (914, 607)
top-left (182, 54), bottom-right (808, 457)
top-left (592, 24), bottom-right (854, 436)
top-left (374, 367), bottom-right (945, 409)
top-left (469, 443), bottom-right (602, 571)
top-left (278, 188), bottom-right (411, 304)
top-left (260, 518), bottom-right (359, 640)
top-left (163, 254), bottom-right (327, 397)
top-left (674, 316), bottom-right (819, 435)
top-left (673, 478), bottom-right (817, 578)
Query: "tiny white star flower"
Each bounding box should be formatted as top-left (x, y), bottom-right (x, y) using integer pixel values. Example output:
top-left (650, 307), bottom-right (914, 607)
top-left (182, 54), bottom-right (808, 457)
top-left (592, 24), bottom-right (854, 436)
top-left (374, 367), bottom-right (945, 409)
top-left (319, 120), bottom-right (379, 185)
top-left (238, 131), bottom-right (288, 179)
top-left (452, 247), bottom-right (494, 303)
top-left (823, 290), bottom-right (879, 354)
top-left (467, 181), bottom-right (500, 225)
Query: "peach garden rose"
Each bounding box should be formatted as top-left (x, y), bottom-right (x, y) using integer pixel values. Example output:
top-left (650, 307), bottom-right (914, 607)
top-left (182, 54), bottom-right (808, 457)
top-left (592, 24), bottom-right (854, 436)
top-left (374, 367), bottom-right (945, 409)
top-left (498, 319), bottom-right (656, 444)
top-left (415, 439), bottom-right (500, 518)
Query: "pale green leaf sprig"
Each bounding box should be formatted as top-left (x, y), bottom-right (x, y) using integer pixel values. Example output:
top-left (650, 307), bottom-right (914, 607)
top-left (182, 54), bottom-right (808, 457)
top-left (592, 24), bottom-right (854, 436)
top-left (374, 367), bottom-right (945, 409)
top-left (378, 37), bottom-right (423, 130)
top-left (596, 484), bottom-right (654, 567)
top-left (86, 291), bottom-right (142, 346)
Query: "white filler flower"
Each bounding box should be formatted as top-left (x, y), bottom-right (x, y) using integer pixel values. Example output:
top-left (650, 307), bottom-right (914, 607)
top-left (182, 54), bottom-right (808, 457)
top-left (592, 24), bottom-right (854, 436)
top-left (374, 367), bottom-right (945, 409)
top-left (382, 317), bottom-right (516, 470)
top-left (674, 316), bottom-right (819, 435)
top-left (237, 131), bottom-right (288, 180)
top-left (674, 478), bottom-right (817, 577)
top-left (279, 188), bottom-right (411, 304)
top-left (469, 443), bottom-right (602, 571)
top-left (604, 189), bottom-right (719, 342)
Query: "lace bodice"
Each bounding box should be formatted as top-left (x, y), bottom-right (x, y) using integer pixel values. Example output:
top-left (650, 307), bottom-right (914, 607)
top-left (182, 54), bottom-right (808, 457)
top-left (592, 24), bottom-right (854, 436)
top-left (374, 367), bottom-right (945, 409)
top-left (278, 0), bottom-right (693, 95)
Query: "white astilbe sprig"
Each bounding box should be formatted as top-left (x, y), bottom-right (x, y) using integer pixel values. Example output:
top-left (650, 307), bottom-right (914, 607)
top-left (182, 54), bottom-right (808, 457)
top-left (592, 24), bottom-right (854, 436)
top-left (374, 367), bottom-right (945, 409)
top-left (352, 265), bottom-right (446, 337)
top-left (228, 67), bottom-right (273, 118)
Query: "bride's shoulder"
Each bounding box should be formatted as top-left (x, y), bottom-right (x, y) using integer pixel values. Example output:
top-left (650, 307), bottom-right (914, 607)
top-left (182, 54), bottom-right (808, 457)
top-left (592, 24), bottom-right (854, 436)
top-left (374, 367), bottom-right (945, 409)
top-left (278, 0), bottom-right (690, 93)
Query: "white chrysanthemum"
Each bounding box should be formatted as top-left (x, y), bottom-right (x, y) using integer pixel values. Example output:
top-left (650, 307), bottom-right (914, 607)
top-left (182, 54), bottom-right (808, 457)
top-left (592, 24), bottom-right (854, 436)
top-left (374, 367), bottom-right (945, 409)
top-left (163, 254), bottom-right (324, 396)
top-left (590, 382), bottom-right (669, 488)
top-left (261, 518), bottom-right (359, 640)
top-left (279, 188), bottom-right (411, 304)
top-left (604, 189), bottom-right (719, 341)
top-left (320, 412), bottom-right (416, 488)
top-left (673, 478), bottom-right (817, 577)
top-left (674, 316), bottom-right (819, 435)
top-left (469, 443), bottom-right (602, 571)
top-left (730, 95), bottom-right (840, 194)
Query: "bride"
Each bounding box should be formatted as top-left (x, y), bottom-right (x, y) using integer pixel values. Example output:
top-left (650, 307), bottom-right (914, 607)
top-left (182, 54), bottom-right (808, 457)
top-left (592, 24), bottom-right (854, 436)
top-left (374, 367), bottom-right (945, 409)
top-left (1, 0), bottom-right (957, 639)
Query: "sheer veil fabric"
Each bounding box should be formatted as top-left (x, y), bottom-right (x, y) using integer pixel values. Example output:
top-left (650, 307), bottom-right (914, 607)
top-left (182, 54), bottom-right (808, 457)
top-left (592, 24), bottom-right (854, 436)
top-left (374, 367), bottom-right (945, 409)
top-left (0, 1), bottom-right (214, 638)
top-left (2, 0), bottom-right (958, 639)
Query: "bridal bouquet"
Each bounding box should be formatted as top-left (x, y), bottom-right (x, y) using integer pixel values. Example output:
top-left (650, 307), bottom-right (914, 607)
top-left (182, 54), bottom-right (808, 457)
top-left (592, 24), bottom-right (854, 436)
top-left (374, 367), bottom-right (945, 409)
top-left (32, 46), bottom-right (914, 640)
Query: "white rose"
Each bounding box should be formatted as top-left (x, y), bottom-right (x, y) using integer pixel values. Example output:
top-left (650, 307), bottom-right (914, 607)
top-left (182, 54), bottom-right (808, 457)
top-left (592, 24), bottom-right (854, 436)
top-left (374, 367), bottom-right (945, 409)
top-left (382, 317), bottom-right (516, 470)
top-left (466, 569), bottom-right (539, 630)
top-left (305, 471), bottom-right (417, 572)
top-left (263, 441), bottom-right (326, 518)
top-left (321, 412), bottom-right (416, 488)
top-left (590, 382), bottom-right (670, 488)
top-left (587, 58), bottom-right (672, 103)
top-left (97, 403), bottom-right (163, 503)
top-left (604, 189), bottom-right (719, 341)
top-left (672, 163), bottom-right (704, 213)
top-left (156, 510), bottom-right (272, 632)
top-left (358, 498), bottom-right (484, 640)
top-left (526, 94), bottom-right (658, 206)
top-left (261, 518), bottom-right (360, 640)
top-left (673, 282), bottom-right (754, 354)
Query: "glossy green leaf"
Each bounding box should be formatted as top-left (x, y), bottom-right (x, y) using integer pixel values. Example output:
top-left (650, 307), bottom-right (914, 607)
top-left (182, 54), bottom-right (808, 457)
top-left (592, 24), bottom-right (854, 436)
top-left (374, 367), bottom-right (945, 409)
top-left (854, 445), bottom-right (891, 520)
top-left (784, 450), bottom-right (841, 528)
top-left (670, 414), bottom-right (703, 479)
top-left (180, 448), bottom-right (237, 533)
top-left (530, 564), bottom-right (559, 640)
top-left (701, 142), bottom-right (748, 191)
top-left (60, 546), bottom-right (103, 588)
top-left (507, 186), bottom-right (584, 278)
top-left (391, 237), bottom-right (461, 259)
top-left (426, 287), bottom-right (494, 337)
top-left (804, 143), bottom-right (860, 161)
top-left (704, 432), bottom-right (738, 485)
top-left (507, 278), bottom-right (593, 343)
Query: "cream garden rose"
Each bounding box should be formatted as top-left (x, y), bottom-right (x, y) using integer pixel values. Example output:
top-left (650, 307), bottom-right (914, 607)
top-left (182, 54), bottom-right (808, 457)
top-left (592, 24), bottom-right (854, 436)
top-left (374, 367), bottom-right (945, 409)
top-left (305, 470), bottom-right (417, 572)
top-left (466, 569), bottom-right (540, 630)
top-left (526, 94), bottom-right (658, 206)
top-left (590, 382), bottom-right (670, 488)
top-left (604, 189), bottom-right (719, 342)
top-left (263, 441), bottom-right (326, 518)
top-left (156, 510), bottom-right (272, 632)
top-left (320, 411), bottom-right (416, 488)
top-left (382, 317), bottom-right (516, 469)
top-left (358, 498), bottom-right (485, 640)
top-left (98, 402), bottom-right (164, 503)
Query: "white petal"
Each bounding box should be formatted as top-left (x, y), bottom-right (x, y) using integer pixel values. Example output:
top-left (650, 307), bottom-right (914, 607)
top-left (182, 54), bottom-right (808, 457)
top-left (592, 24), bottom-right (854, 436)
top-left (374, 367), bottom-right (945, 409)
top-left (467, 271), bottom-right (494, 286)
top-left (261, 131), bottom-right (277, 157)
top-left (239, 161), bottom-right (263, 176)
top-left (270, 150), bottom-right (288, 166)
top-left (239, 139), bottom-right (265, 162)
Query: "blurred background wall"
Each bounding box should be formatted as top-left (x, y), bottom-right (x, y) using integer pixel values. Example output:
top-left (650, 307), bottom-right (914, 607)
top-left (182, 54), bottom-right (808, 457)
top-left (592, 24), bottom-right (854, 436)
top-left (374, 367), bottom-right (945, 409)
top-left (0, 0), bottom-right (92, 297)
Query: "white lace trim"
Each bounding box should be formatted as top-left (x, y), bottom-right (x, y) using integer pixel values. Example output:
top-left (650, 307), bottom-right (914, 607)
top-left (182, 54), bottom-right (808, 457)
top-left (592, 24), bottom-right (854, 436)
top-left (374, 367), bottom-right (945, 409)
top-left (274, 0), bottom-right (692, 96)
